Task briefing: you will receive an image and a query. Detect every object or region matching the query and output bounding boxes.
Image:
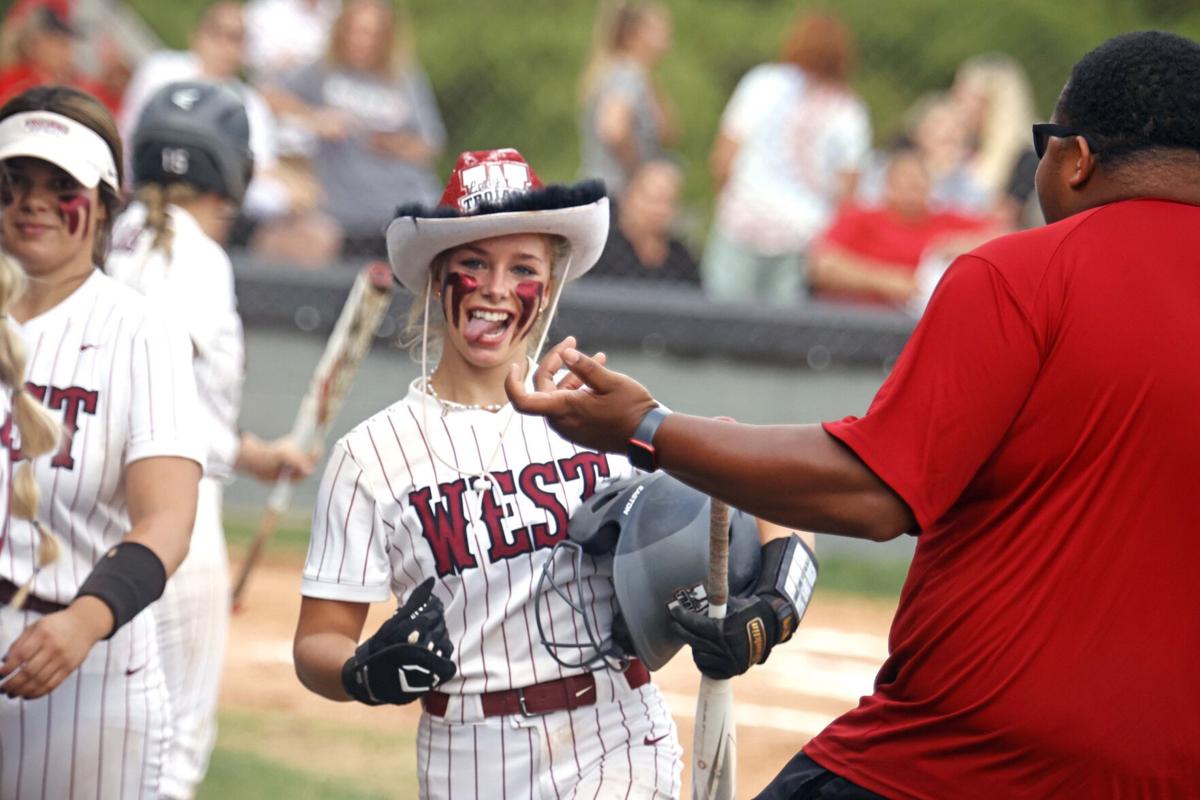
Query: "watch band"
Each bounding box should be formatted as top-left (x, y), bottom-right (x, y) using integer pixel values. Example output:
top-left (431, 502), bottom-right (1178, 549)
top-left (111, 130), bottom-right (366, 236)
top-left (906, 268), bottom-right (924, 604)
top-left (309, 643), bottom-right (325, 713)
top-left (627, 406), bottom-right (671, 472)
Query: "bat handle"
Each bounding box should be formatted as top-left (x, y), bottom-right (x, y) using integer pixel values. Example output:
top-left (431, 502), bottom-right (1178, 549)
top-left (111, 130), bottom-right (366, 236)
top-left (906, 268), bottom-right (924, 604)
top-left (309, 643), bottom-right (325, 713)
top-left (707, 499), bottom-right (731, 616)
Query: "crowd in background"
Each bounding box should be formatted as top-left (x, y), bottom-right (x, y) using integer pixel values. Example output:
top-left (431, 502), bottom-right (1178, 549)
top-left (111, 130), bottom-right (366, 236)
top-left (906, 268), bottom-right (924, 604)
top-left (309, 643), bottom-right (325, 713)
top-left (0, 0), bottom-right (1046, 316)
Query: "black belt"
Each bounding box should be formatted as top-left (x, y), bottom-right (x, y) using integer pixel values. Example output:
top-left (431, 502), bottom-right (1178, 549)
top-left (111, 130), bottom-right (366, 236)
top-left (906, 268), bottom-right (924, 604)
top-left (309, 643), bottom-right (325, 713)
top-left (0, 577), bottom-right (69, 616)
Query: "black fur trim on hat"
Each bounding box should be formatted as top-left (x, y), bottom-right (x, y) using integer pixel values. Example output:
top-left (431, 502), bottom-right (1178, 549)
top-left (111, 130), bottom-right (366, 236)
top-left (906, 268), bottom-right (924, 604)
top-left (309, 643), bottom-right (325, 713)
top-left (393, 179), bottom-right (606, 222)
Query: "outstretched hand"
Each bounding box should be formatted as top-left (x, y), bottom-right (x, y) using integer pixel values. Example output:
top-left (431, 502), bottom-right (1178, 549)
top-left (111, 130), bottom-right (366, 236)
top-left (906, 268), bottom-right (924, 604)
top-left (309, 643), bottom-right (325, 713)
top-left (506, 337), bottom-right (658, 454)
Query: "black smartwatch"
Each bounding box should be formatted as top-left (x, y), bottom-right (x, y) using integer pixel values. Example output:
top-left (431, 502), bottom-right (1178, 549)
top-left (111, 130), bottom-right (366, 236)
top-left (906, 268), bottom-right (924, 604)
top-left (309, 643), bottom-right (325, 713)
top-left (627, 406), bottom-right (671, 472)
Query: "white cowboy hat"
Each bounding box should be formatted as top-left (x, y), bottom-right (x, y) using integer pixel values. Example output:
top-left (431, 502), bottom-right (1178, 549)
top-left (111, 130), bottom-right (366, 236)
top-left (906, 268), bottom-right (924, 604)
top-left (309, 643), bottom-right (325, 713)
top-left (385, 148), bottom-right (609, 294)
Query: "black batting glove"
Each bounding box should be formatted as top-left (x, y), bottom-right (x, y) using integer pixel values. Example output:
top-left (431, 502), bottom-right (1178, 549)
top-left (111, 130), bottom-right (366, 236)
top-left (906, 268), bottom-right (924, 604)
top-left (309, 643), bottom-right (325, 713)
top-left (668, 594), bottom-right (780, 680)
top-left (341, 577), bottom-right (457, 705)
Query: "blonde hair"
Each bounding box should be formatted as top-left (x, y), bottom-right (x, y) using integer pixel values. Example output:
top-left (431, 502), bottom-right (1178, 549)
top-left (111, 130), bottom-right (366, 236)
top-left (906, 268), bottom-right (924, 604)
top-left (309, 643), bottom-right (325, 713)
top-left (0, 251), bottom-right (61, 522)
top-left (402, 234), bottom-right (571, 361)
top-left (133, 182), bottom-right (203, 263)
top-left (579, 1), bottom-right (666, 102)
top-left (327, 0), bottom-right (413, 77)
top-left (955, 54), bottom-right (1038, 196)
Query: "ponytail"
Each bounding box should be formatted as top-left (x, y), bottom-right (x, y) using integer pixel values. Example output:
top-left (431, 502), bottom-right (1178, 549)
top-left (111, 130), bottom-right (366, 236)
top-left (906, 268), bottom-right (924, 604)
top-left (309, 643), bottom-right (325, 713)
top-left (0, 251), bottom-right (61, 528)
top-left (133, 182), bottom-right (202, 263)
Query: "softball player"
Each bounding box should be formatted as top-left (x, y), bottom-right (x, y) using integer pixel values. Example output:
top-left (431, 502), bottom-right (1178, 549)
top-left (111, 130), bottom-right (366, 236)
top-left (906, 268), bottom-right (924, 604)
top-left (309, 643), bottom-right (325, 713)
top-left (105, 81), bottom-right (315, 800)
top-left (294, 148), bottom-right (682, 799)
top-left (0, 85), bottom-right (204, 799)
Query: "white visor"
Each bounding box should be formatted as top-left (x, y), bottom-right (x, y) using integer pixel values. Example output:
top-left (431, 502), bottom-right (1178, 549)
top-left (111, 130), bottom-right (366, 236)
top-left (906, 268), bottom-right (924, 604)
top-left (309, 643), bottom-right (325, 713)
top-left (0, 111), bottom-right (119, 192)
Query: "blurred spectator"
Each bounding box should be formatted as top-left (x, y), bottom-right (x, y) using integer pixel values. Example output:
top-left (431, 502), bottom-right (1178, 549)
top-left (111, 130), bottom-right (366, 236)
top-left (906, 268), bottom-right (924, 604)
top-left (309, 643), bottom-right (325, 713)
top-left (265, 0), bottom-right (445, 254)
top-left (244, 0), bottom-right (341, 82)
top-left (589, 158), bottom-right (699, 285)
top-left (120, 0), bottom-right (342, 268)
top-left (811, 147), bottom-right (993, 308)
top-left (908, 93), bottom-right (992, 215)
top-left (953, 53), bottom-right (1042, 228)
top-left (0, 4), bottom-right (119, 112)
top-left (579, 1), bottom-right (677, 195)
top-left (701, 10), bottom-right (870, 305)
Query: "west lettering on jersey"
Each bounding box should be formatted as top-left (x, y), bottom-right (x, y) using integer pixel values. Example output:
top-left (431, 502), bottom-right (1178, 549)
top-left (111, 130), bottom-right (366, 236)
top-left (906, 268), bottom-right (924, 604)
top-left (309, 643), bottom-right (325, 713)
top-left (47, 385), bottom-right (100, 468)
top-left (0, 381), bottom-right (99, 468)
top-left (556, 452), bottom-right (612, 502)
top-left (479, 470), bottom-right (536, 562)
top-left (518, 462), bottom-right (570, 550)
top-left (411, 457), bottom-right (613, 577)
top-left (409, 479), bottom-right (478, 576)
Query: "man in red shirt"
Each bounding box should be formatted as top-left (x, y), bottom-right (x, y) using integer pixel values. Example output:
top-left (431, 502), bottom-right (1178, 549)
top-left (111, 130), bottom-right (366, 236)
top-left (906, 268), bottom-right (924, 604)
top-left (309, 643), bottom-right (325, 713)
top-left (507, 30), bottom-right (1200, 798)
top-left (810, 147), bottom-right (989, 306)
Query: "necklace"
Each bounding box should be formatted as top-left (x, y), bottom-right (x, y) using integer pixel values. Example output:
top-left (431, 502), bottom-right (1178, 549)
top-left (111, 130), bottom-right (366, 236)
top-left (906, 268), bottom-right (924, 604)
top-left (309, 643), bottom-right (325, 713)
top-left (424, 374), bottom-right (505, 415)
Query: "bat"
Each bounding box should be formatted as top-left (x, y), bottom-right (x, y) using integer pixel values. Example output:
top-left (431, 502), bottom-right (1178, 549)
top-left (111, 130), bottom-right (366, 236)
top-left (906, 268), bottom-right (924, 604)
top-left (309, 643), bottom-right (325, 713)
top-left (230, 262), bottom-right (395, 609)
top-left (691, 497), bottom-right (737, 800)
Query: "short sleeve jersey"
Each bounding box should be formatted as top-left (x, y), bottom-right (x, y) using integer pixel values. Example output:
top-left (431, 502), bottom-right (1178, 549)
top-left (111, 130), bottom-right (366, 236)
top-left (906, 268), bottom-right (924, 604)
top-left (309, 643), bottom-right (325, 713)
top-left (0, 272), bottom-right (203, 668)
top-left (713, 63), bottom-right (871, 255)
top-left (807, 199), bottom-right (1200, 797)
top-left (302, 380), bottom-right (634, 696)
top-left (107, 202), bottom-right (246, 479)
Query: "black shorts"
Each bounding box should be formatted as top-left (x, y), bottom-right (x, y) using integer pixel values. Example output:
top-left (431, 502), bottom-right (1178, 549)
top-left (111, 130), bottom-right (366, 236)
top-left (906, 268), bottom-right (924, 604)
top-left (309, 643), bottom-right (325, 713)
top-left (754, 752), bottom-right (889, 800)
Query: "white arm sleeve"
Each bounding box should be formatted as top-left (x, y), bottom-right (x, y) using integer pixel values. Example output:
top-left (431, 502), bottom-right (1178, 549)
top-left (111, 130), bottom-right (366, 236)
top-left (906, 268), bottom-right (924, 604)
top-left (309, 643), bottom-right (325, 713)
top-left (125, 313), bottom-right (206, 468)
top-left (302, 441), bottom-right (392, 602)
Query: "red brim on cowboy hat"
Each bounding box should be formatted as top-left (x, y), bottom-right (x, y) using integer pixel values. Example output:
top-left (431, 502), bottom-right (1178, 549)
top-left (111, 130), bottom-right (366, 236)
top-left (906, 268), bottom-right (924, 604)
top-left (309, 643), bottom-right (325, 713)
top-left (385, 148), bottom-right (610, 294)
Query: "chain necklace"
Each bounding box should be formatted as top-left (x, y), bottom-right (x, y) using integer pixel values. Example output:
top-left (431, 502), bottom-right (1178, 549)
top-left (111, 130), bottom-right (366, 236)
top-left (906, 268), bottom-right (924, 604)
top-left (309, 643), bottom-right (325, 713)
top-left (423, 373), bottom-right (505, 415)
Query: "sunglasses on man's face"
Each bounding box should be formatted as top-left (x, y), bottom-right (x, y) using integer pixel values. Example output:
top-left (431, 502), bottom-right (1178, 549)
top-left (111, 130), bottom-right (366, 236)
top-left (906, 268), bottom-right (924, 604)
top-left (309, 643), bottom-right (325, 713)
top-left (1032, 123), bottom-right (1097, 159)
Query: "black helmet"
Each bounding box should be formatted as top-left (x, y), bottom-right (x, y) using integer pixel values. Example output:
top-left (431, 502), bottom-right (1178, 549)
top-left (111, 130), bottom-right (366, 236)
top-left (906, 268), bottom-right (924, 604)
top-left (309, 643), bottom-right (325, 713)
top-left (131, 81), bottom-right (254, 204)
top-left (538, 472), bottom-right (762, 671)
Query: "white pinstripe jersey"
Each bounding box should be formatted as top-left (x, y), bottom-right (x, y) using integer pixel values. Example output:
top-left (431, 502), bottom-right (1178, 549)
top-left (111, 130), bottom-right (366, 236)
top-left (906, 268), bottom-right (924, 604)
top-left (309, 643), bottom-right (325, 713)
top-left (303, 379), bottom-right (634, 695)
top-left (0, 270), bottom-right (204, 616)
top-left (107, 202), bottom-right (246, 479)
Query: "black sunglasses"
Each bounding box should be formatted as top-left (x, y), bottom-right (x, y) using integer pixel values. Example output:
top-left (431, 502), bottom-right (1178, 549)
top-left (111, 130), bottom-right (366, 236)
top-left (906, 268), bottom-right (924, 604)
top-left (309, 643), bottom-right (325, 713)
top-left (1032, 123), bottom-right (1097, 159)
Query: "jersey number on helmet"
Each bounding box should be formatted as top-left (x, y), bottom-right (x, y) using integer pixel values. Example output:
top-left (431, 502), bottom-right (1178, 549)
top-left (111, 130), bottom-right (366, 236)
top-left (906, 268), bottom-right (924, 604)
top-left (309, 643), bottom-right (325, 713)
top-left (161, 147), bottom-right (190, 176)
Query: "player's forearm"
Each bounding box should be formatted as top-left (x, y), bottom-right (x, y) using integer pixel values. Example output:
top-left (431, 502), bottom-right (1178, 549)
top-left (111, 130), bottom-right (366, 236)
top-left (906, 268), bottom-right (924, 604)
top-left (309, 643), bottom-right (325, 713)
top-left (655, 415), bottom-right (914, 540)
top-left (294, 633), bottom-right (357, 701)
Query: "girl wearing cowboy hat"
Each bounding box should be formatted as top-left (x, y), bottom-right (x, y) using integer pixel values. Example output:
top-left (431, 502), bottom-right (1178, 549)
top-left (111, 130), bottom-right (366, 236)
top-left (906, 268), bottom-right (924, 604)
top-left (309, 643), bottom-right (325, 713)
top-left (293, 148), bottom-right (682, 799)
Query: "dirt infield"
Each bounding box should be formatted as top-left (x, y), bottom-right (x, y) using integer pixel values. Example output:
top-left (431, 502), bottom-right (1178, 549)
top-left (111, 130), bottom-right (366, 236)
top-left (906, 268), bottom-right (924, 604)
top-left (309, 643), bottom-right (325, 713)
top-left (222, 557), bottom-right (896, 798)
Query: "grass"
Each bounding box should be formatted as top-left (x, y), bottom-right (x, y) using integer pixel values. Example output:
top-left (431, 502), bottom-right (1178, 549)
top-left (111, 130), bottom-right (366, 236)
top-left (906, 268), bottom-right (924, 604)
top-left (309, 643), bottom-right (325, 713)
top-left (200, 709), bottom-right (418, 800)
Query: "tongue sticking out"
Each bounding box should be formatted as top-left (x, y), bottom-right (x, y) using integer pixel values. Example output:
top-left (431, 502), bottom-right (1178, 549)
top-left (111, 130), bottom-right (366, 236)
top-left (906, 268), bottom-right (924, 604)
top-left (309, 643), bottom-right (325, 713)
top-left (465, 316), bottom-right (508, 344)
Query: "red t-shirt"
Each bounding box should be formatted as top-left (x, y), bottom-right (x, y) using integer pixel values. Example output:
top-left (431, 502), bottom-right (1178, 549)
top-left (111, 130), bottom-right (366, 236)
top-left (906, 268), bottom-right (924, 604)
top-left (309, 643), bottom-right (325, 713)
top-left (0, 63), bottom-right (120, 115)
top-left (809, 199), bottom-right (1200, 798)
top-left (816, 204), bottom-right (985, 303)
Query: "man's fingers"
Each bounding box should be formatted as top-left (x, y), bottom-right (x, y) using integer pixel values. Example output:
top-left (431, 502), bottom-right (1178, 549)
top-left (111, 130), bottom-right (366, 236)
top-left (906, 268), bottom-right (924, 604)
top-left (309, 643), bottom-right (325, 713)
top-left (556, 352), bottom-right (607, 391)
top-left (561, 349), bottom-right (619, 393)
top-left (532, 336), bottom-right (577, 392)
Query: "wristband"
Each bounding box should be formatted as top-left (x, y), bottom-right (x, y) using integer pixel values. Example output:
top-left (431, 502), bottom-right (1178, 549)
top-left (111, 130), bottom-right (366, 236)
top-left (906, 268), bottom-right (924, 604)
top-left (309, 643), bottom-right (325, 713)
top-left (627, 405), bottom-right (670, 472)
top-left (75, 542), bottom-right (167, 639)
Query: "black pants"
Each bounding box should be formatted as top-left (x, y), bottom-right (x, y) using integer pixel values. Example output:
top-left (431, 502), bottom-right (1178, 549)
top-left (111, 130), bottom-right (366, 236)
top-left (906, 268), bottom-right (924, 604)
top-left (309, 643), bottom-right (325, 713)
top-left (754, 752), bottom-right (889, 800)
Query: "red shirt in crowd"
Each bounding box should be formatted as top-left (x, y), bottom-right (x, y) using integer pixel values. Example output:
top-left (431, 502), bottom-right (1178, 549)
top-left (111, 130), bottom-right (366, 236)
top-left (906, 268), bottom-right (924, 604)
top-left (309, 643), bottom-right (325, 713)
top-left (0, 64), bottom-right (120, 115)
top-left (816, 204), bottom-right (985, 304)
top-left (808, 199), bottom-right (1200, 798)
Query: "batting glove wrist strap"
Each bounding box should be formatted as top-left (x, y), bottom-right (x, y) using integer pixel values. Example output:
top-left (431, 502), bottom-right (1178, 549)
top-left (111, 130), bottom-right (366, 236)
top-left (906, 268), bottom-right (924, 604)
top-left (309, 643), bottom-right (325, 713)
top-left (75, 542), bottom-right (167, 639)
top-left (754, 535), bottom-right (818, 644)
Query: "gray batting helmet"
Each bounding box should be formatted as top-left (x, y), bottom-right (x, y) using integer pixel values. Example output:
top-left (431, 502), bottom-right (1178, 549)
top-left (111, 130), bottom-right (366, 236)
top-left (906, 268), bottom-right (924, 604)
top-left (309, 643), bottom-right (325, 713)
top-left (538, 472), bottom-right (762, 671)
top-left (131, 81), bottom-right (254, 203)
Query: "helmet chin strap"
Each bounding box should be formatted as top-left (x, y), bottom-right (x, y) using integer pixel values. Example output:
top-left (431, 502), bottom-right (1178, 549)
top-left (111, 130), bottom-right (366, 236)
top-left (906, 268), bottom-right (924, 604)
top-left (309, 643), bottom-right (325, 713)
top-left (418, 254), bottom-right (575, 494)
